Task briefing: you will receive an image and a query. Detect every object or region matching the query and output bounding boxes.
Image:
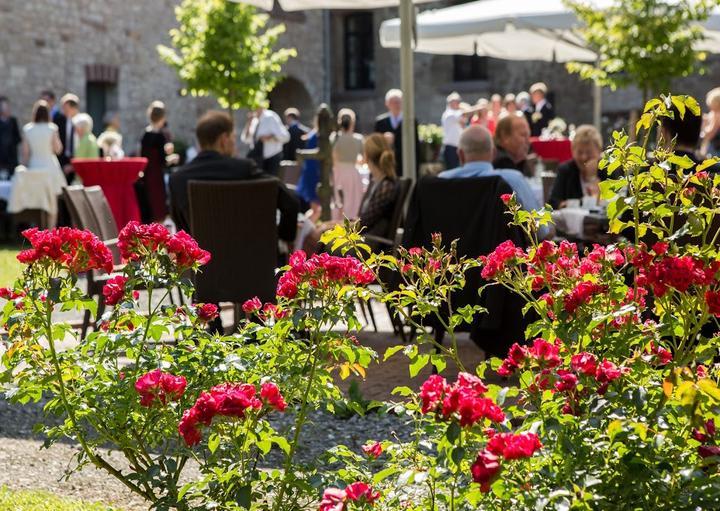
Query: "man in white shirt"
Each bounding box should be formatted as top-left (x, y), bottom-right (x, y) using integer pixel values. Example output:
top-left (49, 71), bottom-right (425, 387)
top-left (242, 106), bottom-right (290, 176)
top-left (441, 91), bottom-right (465, 169)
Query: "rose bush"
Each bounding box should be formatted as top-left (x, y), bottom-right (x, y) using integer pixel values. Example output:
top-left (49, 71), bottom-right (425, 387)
top-left (2, 94), bottom-right (720, 510)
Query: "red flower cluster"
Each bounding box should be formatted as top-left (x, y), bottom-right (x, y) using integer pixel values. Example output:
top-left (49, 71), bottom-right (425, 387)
top-left (178, 382), bottom-right (285, 446)
top-left (276, 250), bottom-right (374, 299)
top-left (479, 240), bottom-right (524, 279)
top-left (496, 338), bottom-right (561, 377)
top-left (17, 227), bottom-right (113, 274)
top-left (118, 222), bottom-right (210, 270)
top-left (194, 303), bottom-right (219, 322)
top-left (241, 297), bottom-right (288, 321)
top-left (318, 482), bottom-right (380, 511)
top-left (134, 369), bottom-right (187, 407)
top-left (693, 419), bottom-right (720, 460)
top-left (644, 342), bottom-right (673, 366)
top-left (0, 287), bottom-right (24, 300)
top-left (419, 372), bottom-right (505, 427)
top-left (563, 281), bottom-right (606, 314)
top-left (102, 275), bottom-right (139, 305)
top-left (242, 297), bottom-right (262, 314)
top-left (636, 253), bottom-right (719, 297)
top-left (706, 290), bottom-right (720, 316)
top-left (471, 431), bottom-right (541, 492)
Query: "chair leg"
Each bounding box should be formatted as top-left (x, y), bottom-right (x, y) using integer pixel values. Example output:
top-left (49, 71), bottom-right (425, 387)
top-left (81, 309), bottom-right (91, 340)
top-left (366, 299), bottom-right (378, 333)
top-left (357, 299), bottom-right (370, 325)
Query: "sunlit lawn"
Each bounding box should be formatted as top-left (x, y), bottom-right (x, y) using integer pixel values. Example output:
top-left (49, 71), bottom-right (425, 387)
top-left (0, 245), bottom-right (23, 287)
top-left (0, 487), bottom-right (120, 511)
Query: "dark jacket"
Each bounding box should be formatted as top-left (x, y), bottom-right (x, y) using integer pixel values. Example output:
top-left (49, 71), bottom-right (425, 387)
top-left (53, 111), bottom-right (72, 169)
top-left (493, 145), bottom-right (528, 175)
top-left (373, 113), bottom-right (420, 178)
top-left (403, 175), bottom-right (532, 357)
top-left (525, 101), bottom-right (555, 137)
top-left (0, 116), bottom-right (21, 170)
top-left (169, 150), bottom-right (299, 242)
top-left (283, 122), bottom-right (309, 161)
top-left (549, 159), bottom-right (609, 210)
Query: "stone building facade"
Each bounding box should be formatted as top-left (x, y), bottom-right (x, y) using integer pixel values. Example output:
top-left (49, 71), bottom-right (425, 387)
top-left (1, 0), bottom-right (719, 151)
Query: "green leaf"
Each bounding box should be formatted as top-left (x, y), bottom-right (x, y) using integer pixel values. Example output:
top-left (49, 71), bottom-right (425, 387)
top-left (446, 422), bottom-right (461, 443)
top-left (384, 345), bottom-right (404, 361)
top-left (409, 353), bottom-right (430, 378)
top-left (431, 354), bottom-right (447, 373)
top-left (207, 433), bottom-right (220, 454)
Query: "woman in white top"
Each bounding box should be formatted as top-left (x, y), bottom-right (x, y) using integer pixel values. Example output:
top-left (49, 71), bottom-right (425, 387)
top-left (7, 100), bottom-right (66, 227)
top-left (331, 108), bottom-right (365, 220)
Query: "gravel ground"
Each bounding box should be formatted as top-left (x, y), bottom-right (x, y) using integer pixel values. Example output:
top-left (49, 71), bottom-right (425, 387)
top-left (0, 299), bottom-right (489, 510)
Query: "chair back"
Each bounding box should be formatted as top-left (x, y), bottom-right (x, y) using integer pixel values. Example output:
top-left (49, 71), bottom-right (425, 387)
top-left (384, 177), bottom-right (413, 243)
top-left (83, 186), bottom-right (119, 239)
top-left (279, 161), bottom-right (301, 186)
top-left (62, 185), bottom-right (102, 235)
top-left (188, 179), bottom-right (279, 304)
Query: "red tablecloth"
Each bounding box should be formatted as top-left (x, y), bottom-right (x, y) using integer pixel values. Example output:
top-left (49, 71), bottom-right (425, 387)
top-left (72, 158), bottom-right (147, 230)
top-left (530, 138), bottom-right (572, 163)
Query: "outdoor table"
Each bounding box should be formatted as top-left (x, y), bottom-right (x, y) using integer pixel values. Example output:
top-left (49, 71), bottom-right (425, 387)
top-left (552, 207), bottom-right (612, 245)
top-left (72, 158), bottom-right (147, 230)
top-left (531, 137), bottom-right (572, 163)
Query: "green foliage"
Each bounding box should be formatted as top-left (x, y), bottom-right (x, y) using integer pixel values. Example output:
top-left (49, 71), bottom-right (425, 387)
top-left (157, 0), bottom-right (296, 111)
top-left (0, 486), bottom-right (120, 511)
top-left (0, 245), bottom-right (24, 286)
top-left (565, 0), bottom-right (717, 99)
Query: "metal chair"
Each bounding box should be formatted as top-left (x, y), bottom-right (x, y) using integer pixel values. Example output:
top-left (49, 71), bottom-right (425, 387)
top-left (188, 179), bottom-right (279, 329)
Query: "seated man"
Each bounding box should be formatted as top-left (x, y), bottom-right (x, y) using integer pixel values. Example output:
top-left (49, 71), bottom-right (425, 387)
top-left (169, 110), bottom-right (299, 242)
top-left (440, 125), bottom-right (551, 239)
top-left (493, 113), bottom-right (534, 176)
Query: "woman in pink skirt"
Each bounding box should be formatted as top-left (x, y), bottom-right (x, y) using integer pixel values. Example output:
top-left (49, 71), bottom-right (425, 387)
top-left (331, 108), bottom-right (365, 221)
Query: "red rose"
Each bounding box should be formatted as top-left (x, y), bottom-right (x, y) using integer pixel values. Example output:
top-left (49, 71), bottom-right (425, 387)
top-left (527, 338), bottom-right (561, 368)
top-left (167, 230), bottom-right (211, 269)
top-left (408, 247), bottom-right (422, 257)
top-left (178, 408), bottom-right (202, 446)
top-left (195, 303), bottom-right (219, 322)
top-left (706, 290), bottom-right (720, 316)
top-left (242, 297), bottom-right (262, 314)
top-left (500, 193), bottom-right (512, 205)
top-left (17, 227), bottom-right (113, 274)
top-left (698, 445), bottom-right (720, 458)
top-left (344, 482), bottom-right (380, 504)
top-left (318, 488), bottom-right (346, 511)
top-left (571, 352), bottom-right (598, 376)
top-left (102, 275), bottom-right (129, 305)
top-left (135, 369), bottom-right (187, 407)
top-left (362, 441), bottom-right (383, 458)
top-left (260, 382), bottom-right (287, 412)
top-left (471, 449), bottom-right (501, 492)
top-left (554, 369), bottom-right (578, 392)
top-left (419, 374), bottom-right (449, 414)
top-left (486, 432), bottom-right (542, 460)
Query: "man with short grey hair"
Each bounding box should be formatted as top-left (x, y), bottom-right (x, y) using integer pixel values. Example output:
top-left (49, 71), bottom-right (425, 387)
top-left (439, 125), bottom-right (550, 238)
top-left (374, 88), bottom-right (419, 177)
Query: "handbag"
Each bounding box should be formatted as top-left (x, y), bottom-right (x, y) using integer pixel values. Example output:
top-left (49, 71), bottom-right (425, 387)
top-left (247, 118), bottom-right (265, 168)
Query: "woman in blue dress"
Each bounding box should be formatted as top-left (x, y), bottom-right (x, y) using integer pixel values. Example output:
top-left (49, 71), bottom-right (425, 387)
top-left (296, 115), bottom-right (321, 221)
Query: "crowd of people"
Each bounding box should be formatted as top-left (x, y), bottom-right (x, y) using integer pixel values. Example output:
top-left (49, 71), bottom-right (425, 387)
top-left (1, 81), bottom-right (720, 251)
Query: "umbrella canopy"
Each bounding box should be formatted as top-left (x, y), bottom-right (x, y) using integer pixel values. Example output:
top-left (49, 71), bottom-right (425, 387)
top-left (379, 0), bottom-right (720, 61)
top-left (236, 0), bottom-right (432, 8)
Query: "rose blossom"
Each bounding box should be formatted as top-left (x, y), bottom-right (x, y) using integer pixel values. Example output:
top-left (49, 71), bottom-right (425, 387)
top-left (242, 297), bottom-right (262, 314)
top-left (195, 303), bottom-right (219, 322)
top-left (135, 369), bottom-right (187, 407)
top-left (362, 441), bottom-right (383, 458)
top-left (471, 449), bottom-right (501, 492)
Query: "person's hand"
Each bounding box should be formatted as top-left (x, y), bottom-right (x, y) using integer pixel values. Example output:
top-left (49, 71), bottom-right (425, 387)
top-left (166, 153), bottom-right (180, 166)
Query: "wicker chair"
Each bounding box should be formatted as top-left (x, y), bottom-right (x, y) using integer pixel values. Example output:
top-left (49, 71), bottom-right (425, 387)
top-left (187, 179), bottom-right (279, 329)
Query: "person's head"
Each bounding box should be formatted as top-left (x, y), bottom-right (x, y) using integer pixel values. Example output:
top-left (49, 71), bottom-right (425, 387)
top-left (458, 125), bottom-right (494, 165)
top-left (40, 90), bottom-right (56, 109)
top-left (60, 93), bottom-right (80, 117)
top-left (364, 133), bottom-right (397, 181)
top-left (196, 110), bottom-right (235, 156)
top-left (473, 98), bottom-right (489, 122)
top-left (661, 105), bottom-right (702, 151)
top-left (338, 108), bottom-right (356, 132)
top-left (490, 93), bottom-right (502, 114)
top-left (385, 89), bottom-right (403, 117)
top-left (284, 107), bottom-right (300, 125)
top-left (147, 100), bottom-right (166, 127)
top-left (516, 91), bottom-right (530, 110)
top-left (32, 100), bottom-right (50, 123)
top-left (571, 125), bottom-right (603, 179)
top-left (706, 87), bottom-right (720, 113)
top-left (446, 91), bottom-right (462, 110)
top-left (503, 93), bottom-right (517, 113)
top-left (495, 113), bottom-right (531, 162)
top-left (103, 111), bottom-right (120, 130)
top-left (72, 113), bottom-right (93, 137)
top-left (0, 96), bottom-right (9, 116)
top-left (529, 82), bottom-right (547, 105)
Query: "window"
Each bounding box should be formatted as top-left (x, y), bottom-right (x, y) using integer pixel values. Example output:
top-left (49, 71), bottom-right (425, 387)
top-left (85, 65), bottom-right (119, 136)
top-left (344, 13), bottom-right (375, 90)
top-left (453, 54), bottom-right (489, 82)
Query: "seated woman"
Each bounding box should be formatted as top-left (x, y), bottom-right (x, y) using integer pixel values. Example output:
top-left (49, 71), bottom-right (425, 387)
top-left (548, 125), bottom-right (603, 209)
top-left (300, 133), bottom-right (399, 254)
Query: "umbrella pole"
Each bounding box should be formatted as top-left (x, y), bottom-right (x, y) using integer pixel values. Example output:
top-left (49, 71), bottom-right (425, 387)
top-left (400, 0), bottom-right (416, 182)
top-left (593, 81), bottom-right (602, 133)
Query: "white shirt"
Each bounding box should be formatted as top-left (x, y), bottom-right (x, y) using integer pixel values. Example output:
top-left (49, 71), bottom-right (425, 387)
top-left (243, 109), bottom-right (290, 159)
top-left (441, 107), bottom-right (464, 147)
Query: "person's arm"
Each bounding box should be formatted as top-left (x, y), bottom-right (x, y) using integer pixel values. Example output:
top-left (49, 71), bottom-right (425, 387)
top-left (51, 129), bottom-right (63, 156)
top-left (240, 114), bottom-right (255, 145)
top-left (272, 116), bottom-right (290, 145)
top-left (21, 139), bottom-right (30, 166)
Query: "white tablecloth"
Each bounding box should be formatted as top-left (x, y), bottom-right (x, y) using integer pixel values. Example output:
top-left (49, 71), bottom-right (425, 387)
top-left (552, 207), bottom-right (590, 237)
top-left (7, 167), bottom-right (65, 216)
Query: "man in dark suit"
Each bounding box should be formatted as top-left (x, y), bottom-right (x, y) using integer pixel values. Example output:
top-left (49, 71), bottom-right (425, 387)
top-left (0, 97), bottom-right (21, 176)
top-left (282, 108), bottom-right (309, 161)
top-left (169, 110), bottom-right (299, 241)
top-left (373, 88), bottom-right (420, 178)
top-left (524, 82), bottom-right (555, 137)
top-left (53, 93), bottom-right (80, 184)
